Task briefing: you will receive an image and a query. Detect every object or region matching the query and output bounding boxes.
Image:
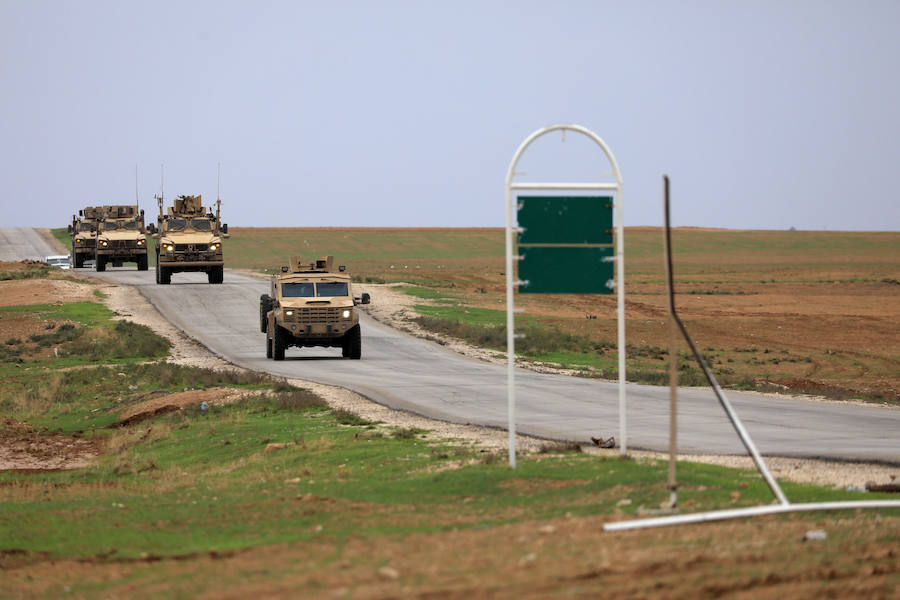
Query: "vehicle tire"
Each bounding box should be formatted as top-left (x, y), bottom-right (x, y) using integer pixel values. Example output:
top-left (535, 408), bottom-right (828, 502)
top-left (95, 256), bottom-right (106, 272)
top-left (137, 255), bottom-right (148, 271)
top-left (159, 265), bottom-right (171, 285)
top-left (74, 253), bottom-right (84, 269)
top-left (266, 336), bottom-right (273, 359)
top-left (208, 265), bottom-right (223, 284)
top-left (259, 295), bottom-right (274, 333)
top-left (346, 325), bottom-right (361, 360)
top-left (273, 325), bottom-right (286, 361)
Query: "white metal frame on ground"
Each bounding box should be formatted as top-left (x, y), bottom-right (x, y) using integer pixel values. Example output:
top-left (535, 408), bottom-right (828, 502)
top-left (504, 124), bottom-right (625, 468)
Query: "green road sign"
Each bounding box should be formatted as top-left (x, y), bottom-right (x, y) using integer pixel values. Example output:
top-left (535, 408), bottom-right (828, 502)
top-left (517, 196), bottom-right (614, 294)
top-left (518, 246), bottom-right (614, 294)
top-left (518, 196), bottom-right (613, 245)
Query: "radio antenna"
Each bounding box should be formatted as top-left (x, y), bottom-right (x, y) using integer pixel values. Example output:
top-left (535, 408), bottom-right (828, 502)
top-left (135, 165), bottom-right (139, 204)
top-left (216, 163), bottom-right (222, 231)
top-left (155, 164), bottom-right (165, 218)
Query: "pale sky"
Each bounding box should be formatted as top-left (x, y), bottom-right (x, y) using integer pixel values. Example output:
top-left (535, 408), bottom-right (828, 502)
top-left (2, 0), bottom-right (898, 230)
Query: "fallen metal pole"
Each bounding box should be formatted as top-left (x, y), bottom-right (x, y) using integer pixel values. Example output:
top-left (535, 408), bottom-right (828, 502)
top-left (662, 179), bottom-right (789, 506)
top-left (604, 500), bottom-right (900, 532)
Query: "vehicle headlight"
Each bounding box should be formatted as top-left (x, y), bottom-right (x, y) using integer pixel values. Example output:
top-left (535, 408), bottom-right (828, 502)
top-left (285, 310), bottom-right (293, 316)
top-left (75, 239), bottom-right (82, 245)
top-left (100, 240), bottom-right (108, 247)
top-left (137, 239), bottom-right (145, 246)
top-left (163, 243), bottom-right (174, 252)
top-left (210, 243), bottom-right (220, 251)
top-left (342, 310), bottom-right (351, 319)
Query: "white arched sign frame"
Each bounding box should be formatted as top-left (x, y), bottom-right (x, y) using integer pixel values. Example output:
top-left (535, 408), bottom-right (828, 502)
top-left (504, 124), bottom-right (626, 468)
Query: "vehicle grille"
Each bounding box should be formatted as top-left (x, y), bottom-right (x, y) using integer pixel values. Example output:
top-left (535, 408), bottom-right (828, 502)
top-left (175, 244), bottom-right (208, 252)
top-left (112, 240), bottom-right (137, 248)
top-left (289, 307), bottom-right (342, 323)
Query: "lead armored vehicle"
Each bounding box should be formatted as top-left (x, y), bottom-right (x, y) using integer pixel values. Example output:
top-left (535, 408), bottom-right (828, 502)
top-left (93, 205), bottom-right (148, 272)
top-left (260, 256), bottom-right (370, 360)
top-left (68, 206), bottom-right (101, 268)
top-left (152, 194), bottom-right (227, 284)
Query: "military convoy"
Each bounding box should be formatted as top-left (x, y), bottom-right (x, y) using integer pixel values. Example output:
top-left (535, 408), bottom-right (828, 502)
top-left (93, 205), bottom-right (149, 271)
top-left (68, 206), bottom-right (102, 268)
top-left (151, 194), bottom-right (228, 284)
top-left (260, 256), bottom-right (370, 360)
top-left (68, 205), bottom-right (148, 270)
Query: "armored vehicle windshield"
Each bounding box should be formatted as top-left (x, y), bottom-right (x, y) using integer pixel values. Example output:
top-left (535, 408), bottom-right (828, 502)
top-left (316, 282), bottom-right (349, 297)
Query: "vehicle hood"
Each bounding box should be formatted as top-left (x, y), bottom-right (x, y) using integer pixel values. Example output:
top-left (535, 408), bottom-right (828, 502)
top-left (280, 298), bottom-right (354, 309)
top-left (161, 232), bottom-right (220, 244)
top-left (98, 230), bottom-right (146, 241)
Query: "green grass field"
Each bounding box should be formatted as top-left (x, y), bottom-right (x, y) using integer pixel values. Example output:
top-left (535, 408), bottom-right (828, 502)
top-left (7, 235), bottom-right (898, 596)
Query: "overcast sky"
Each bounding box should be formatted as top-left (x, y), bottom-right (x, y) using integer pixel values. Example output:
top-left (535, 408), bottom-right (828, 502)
top-left (1, 0), bottom-right (898, 230)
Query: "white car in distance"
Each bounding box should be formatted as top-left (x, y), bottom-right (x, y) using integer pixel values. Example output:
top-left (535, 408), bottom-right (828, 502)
top-left (45, 255), bottom-right (71, 270)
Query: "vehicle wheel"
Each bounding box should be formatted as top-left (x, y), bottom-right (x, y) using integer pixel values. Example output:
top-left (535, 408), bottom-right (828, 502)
top-left (259, 295), bottom-right (274, 333)
top-left (266, 336), bottom-right (273, 359)
top-left (208, 265), bottom-right (223, 284)
top-left (137, 255), bottom-right (148, 271)
top-left (155, 259), bottom-right (160, 283)
top-left (159, 265), bottom-right (171, 285)
top-left (273, 325), bottom-right (286, 361)
top-left (74, 253), bottom-right (84, 268)
top-left (346, 325), bottom-right (361, 360)
top-left (95, 256), bottom-right (106, 272)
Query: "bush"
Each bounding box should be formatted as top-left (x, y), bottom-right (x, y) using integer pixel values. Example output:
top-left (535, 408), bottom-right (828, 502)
top-left (332, 408), bottom-right (373, 426)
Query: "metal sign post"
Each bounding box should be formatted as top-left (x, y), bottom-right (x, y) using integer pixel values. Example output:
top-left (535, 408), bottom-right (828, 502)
top-left (504, 124), bottom-right (625, 468)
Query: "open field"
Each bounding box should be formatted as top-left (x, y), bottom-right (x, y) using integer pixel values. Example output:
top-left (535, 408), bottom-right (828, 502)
top-left (217, 227), bottom-right (900, 402)
top-left (2, 263), bottom-right (898, 597)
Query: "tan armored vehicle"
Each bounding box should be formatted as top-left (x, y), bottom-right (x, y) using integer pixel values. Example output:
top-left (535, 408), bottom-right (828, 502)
top-left (93, 205), bottom-right (149, 272)
top-left (67, 206), bottom-right (102, 268)
top-left (151, 194), bottom-right (227, 284)
top-left (260, 256), bottom-right (370, 360)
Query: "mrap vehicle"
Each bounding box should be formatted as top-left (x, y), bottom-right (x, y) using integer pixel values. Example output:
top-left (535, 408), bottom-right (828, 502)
top-left (260, 256), bottom-right (370, 360)
top-left (93, 205), bottom-right (149, 272)
top-left (151, 194), bottom-right (227, 284)
top-left (68, 206), bottom-right (101, 268)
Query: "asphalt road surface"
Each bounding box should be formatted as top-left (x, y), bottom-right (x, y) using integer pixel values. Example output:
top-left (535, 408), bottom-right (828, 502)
top-left (0, 227), bottom-right (59, 261)
top-left (3, 228), bottom-right (898, 463)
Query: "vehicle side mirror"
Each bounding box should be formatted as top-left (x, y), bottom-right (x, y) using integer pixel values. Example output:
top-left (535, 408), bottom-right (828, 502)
top-left (222, 224), bottom-right (228, 234)
top-left (361, 293), bottom-right (371, 305)
top-left (67, 225), bottom-right (73, 234)
top-left (147, 223), bottom-right (156, 234)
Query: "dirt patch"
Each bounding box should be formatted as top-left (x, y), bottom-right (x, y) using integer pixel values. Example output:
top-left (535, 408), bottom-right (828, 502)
top-left (0, 419), bottom-right (100, 471)
top-left (116, 388), bottom-right (267, 426)
top-left (0, 278), bottom-right (94, 307)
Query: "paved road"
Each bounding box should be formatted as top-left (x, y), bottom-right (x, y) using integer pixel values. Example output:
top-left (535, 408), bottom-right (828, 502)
top-left (95, 269), bottom-right (899, 463)
top-left (0, 227), bottom-right (59, 261)
top-left (2, 228), bottom-right (898, 463)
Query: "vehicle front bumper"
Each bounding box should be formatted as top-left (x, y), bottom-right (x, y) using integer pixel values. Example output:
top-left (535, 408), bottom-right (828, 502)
top-left (158, 258), bottom-right (224, 268)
